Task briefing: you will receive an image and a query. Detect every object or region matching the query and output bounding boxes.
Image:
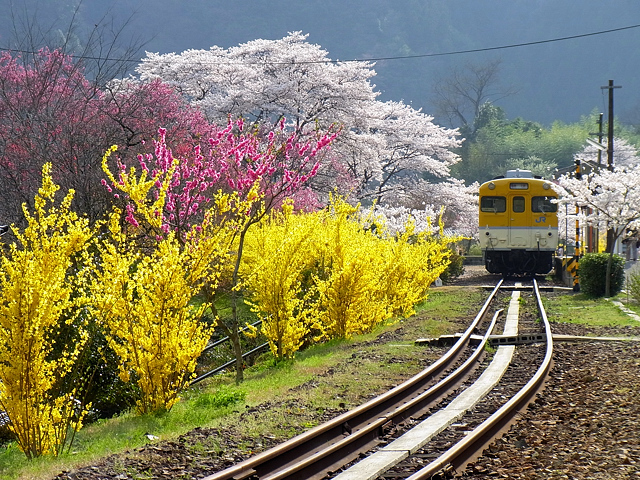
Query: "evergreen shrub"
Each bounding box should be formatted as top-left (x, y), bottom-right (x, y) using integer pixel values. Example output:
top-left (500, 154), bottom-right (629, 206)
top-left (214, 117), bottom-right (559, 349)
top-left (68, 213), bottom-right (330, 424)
top-left (440, 249), bottom-right (465, 284)
top-left (467, 243), bottom-right (482, 256)
top-left (578, 253), bottom-right (625, 297)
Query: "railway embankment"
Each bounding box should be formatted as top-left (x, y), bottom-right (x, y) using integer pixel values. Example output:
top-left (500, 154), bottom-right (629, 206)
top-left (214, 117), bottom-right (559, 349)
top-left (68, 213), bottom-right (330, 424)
top-left (15, 267), bottom-right (640, 480)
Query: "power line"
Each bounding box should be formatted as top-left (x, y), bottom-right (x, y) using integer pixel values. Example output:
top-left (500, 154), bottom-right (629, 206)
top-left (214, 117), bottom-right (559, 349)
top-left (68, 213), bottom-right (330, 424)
top-left (359, 23), bottom-right (640, 62)
top-left (1, 23), bottom-right (640, 65)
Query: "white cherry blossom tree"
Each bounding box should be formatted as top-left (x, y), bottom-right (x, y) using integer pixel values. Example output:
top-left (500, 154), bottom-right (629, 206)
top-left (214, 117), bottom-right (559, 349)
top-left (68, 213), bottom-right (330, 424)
top-left (135, 32), bottom-right (461, 203)
top-left (557, 162), bottom-right (640, 296)
top-left (393, 178), bottom-right (479, 238)
top-left (574, 137), bottom-right (639, 169)
top-left (369, 204), bottom-right (442, 237)
top-left (557, 137), bottom-right (640, 252)
top-left (366, 100), bottom-right (461, 203)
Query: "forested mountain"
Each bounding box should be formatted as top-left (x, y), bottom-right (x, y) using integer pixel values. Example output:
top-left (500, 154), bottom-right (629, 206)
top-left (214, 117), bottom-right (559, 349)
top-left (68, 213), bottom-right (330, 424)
top-left (1, 0), bottom-right (639, 128)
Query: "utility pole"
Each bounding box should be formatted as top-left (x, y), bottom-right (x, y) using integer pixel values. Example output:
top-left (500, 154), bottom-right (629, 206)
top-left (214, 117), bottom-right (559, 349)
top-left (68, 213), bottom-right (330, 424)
top-left (601, 80), bottom-right (622, 252)
top-left (601, 80), bottom-right (621, 172)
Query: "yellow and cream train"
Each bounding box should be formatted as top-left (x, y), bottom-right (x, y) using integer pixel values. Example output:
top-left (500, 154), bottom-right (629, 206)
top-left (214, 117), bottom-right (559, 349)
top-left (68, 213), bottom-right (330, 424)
top-left (479, 170), bottom-right (558, 275)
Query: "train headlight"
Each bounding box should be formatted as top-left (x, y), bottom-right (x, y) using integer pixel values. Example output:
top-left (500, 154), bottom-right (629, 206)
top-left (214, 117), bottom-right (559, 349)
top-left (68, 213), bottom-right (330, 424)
top-left (488, 182), bottom-right (495, 190)
top-left (543, 183), bottom-right (551, 190)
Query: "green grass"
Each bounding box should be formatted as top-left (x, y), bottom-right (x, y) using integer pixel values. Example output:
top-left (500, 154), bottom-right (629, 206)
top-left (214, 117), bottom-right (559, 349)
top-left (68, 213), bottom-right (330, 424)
top-left (614, 287), bottom-right (640, 316)
top-left (621, 301), bottom-right (640, 316)
top-left (543, 293), bottom-right (640, 328)
top-left (0, 384), bottom-right (249, 480)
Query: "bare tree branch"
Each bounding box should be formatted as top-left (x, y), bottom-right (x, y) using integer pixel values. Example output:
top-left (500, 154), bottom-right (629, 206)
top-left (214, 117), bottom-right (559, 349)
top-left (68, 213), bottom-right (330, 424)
top-left (432, 59), bottom-right (518, 133)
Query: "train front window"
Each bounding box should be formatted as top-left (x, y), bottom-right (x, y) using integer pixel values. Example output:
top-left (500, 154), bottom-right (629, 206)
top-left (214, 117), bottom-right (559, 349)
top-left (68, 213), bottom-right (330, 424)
top-left (532, 196), bottom-right (558, 213)
top-left (513, 196), bottom-right (525, 213)
top-left (480, 196), bottom-right (506, 212)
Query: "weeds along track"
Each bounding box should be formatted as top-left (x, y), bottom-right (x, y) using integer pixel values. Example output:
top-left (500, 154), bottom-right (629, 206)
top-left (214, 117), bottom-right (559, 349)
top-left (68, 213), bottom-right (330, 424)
top-left (200, 279), bottom-right (553, 480)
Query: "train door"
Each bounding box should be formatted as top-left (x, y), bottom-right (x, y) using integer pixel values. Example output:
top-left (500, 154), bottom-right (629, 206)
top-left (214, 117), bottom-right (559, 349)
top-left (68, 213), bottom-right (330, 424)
top-left (508, 194), bottom-right (530, 247)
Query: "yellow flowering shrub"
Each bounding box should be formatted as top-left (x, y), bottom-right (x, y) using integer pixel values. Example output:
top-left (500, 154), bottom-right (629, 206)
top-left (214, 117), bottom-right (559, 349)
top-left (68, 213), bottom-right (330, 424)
top-left (242, 196), bottom-right (460, 351)
top-left (311, 199), bottom-right (389, 339)
top-left (378, 216), bottom-right (459, 317)
top-left (93, 220), bottom-right (218, 414)
top-left (99, 150), bottom-right (240, 413)
top-left (242, 201), bottom-right (321, 360)
top-left (0, 164), bottom-right (96, 458)
top-left (101, 144), bottom-right (173, 231)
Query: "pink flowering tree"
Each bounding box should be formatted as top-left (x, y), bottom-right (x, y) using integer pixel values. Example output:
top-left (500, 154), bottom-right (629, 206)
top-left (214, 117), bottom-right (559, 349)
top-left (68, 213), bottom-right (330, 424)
top-left (103, 117), bottom-right (339, 381)
top-left (0, 48), bottom-right (97, 225)
top-left (0, 48), bottom-right (213, 227)
top-left (106, 117), bottom-right (339, 238)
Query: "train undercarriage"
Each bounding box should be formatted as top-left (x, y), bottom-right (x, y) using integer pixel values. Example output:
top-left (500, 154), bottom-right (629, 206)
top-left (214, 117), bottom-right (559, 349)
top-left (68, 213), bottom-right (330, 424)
top-left (483, 249), bottom-right (554, 276)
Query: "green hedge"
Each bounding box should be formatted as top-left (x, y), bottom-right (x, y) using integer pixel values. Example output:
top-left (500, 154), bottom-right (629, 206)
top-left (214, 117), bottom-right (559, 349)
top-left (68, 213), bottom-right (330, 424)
top-left (578, 252), bottom-right (625, 297)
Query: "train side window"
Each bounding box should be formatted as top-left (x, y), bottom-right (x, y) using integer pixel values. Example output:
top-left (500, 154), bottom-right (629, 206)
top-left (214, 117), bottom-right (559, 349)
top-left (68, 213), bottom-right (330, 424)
top-left (512, 196), bottom-right (525, 213)
top-left (480, 196), bottom-right (506, 212)
top-left (532, 196), bottom-right (558, 213)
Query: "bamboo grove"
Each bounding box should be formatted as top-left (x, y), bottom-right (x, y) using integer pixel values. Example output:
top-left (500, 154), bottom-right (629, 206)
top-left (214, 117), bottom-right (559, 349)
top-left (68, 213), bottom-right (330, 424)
top-left (0, 123), bottom-right (459, 459)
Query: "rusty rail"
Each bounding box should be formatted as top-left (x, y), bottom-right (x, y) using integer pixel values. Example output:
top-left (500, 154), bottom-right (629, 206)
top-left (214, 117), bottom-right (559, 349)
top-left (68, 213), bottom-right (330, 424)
top-left (405, 278), bottom-right (554, 479)
top-left (201, 279), bottom-right (504, 480)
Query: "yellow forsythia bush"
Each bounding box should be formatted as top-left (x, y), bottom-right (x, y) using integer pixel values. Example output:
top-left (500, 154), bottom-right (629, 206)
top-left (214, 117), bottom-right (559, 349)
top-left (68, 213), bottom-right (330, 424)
top-left (242, 201), bottom-right (321, 360)
top-left (0, 164), bottom-right (96, 458)
top-left (311, 198), bottom-right (389, 339)
top-left (242, 196), bottom-right (459, 357)
top-left (92, 214), bottom-right (222, 414)
top-left (378, 216), bottom-right (456, 318)
top-left (98, 147), bottom-right (240, 413)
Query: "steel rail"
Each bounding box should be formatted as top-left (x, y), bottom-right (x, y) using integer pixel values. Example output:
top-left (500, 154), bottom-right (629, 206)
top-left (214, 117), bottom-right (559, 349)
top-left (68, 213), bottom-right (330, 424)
top-left (202, 320), bottom-right (263, 354)
top-left (265, 308), bottom-right (504, 480)
top-left (405, 278), bottom-right (554, 480)
top-left (202, 279), bottom-right (504, 480)
top-left (191, 342), bottom-right (270, 386)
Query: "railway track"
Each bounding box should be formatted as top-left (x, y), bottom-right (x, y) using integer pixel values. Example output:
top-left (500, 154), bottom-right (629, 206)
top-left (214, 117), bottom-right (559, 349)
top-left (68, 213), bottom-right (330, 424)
top-left (201, 278), bottom-right (553, 480)
top-left (377, 279), bottom-right (552, 480)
